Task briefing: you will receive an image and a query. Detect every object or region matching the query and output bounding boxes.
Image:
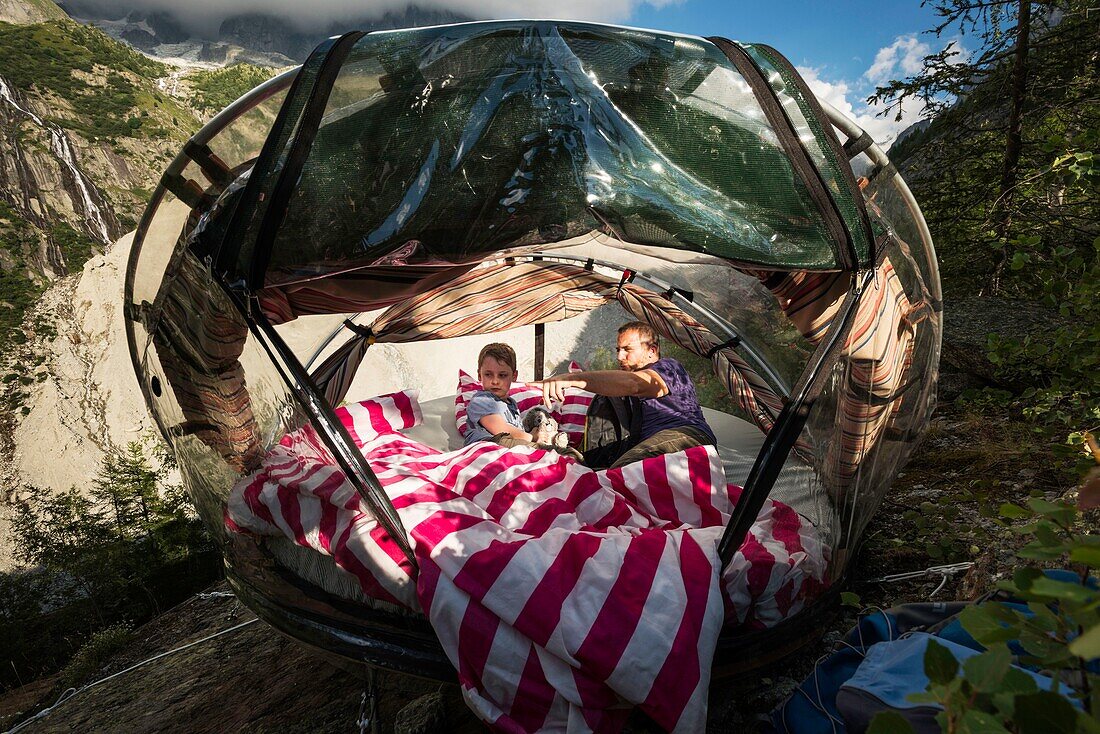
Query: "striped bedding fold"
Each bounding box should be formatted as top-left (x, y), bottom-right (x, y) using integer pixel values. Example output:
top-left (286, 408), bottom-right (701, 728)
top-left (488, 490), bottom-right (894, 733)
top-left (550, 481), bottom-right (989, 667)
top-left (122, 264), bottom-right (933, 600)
top-left (227, 395), bottom-right (828, 732)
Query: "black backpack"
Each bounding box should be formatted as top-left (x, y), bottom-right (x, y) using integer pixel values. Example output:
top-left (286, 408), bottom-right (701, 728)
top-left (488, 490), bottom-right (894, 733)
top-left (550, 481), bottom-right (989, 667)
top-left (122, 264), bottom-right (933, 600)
top-left (582, 395), bottom-right (641, 469)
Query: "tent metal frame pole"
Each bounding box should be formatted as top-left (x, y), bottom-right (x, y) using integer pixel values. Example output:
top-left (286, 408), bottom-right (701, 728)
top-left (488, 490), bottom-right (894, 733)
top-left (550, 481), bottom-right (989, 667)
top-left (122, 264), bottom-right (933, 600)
top-left (718, 268), bottom-right (872, 568)
top-left (226, 285), bottom-right (418, 570)
top-left (123, 34), bottom-right (936, 583)
top-left (818, 99), bottom-right (938, 279)
top-left (300, 253), bottom-right (793, 402)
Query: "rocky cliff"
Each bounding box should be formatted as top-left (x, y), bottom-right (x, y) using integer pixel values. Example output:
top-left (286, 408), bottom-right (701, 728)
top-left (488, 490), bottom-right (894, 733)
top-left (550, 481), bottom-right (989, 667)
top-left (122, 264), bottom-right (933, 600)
top-left (63, 3), bottom-right (472, 65)
top-left (0, 9), bottom-right (277, 569)
top-left (0, 0), bottom-right (65, 24)
top-left (218, 7), bottom-right (471, 62)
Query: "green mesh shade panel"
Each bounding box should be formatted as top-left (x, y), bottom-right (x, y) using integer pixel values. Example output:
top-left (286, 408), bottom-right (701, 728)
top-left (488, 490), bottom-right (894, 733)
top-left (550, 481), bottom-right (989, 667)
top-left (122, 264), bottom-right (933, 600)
top-left (216, 22), bottom-right (874, 290)
top-left (742, 44), bottom-right (877, 264)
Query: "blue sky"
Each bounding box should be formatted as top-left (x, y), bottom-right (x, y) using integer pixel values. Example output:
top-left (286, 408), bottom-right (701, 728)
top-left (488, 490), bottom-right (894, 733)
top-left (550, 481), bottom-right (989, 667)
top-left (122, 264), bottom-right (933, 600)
top-left (623, 0), bottom-right (949, 145)
top-left (628, 1), bottom-right (943, 82)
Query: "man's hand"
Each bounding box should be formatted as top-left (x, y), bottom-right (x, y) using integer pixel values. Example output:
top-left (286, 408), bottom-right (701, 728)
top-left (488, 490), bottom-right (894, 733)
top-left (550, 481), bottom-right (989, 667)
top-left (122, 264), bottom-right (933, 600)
top-left (534, 374), bottom-right (582, 408)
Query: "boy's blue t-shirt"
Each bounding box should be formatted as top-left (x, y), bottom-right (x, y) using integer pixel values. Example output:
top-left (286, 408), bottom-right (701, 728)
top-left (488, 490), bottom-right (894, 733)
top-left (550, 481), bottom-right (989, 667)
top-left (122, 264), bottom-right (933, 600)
top-left (465, 390), bottom-right (521, 445)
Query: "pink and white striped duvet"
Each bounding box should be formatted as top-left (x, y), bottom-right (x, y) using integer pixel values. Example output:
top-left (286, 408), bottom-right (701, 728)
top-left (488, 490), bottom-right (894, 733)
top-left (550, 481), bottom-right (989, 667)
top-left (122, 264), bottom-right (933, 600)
top-left (227, 393), bottom-right (828, 732)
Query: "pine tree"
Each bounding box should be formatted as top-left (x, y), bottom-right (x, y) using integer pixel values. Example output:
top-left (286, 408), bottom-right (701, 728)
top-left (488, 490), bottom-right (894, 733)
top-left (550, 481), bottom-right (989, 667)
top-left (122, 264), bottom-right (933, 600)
top-left (873, 0), bottom-right (1098, 293)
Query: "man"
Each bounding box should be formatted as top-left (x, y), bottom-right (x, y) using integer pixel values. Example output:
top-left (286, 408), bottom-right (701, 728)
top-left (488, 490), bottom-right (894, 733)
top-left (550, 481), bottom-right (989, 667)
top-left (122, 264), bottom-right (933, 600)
top-left (536, 321), bottom-right (716, 467)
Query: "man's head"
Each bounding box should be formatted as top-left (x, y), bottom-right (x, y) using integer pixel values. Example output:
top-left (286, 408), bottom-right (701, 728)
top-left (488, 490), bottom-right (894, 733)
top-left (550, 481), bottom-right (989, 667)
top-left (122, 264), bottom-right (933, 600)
top-left (477, 342), bottom-right (518, 398)
top-left (616, 322), bottom-right (660, 372)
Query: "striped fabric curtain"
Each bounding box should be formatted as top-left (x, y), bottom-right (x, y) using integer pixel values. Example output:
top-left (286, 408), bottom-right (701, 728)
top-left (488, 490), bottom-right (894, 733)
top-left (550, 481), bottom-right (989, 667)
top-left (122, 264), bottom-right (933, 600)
top-left (750, 257), bottom-right (932, 487)
top-left (152, 251), bottom-right (264, 474)
top-left (305, 255), bottom-right (928, 489)
top-left (309, 261), bottom-right (621, 406)
top-left (307, 261), bottom-right (788, 432)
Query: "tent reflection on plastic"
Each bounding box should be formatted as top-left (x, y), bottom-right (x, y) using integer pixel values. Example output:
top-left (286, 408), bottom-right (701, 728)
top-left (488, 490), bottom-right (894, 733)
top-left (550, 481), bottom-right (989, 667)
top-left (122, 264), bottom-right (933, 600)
top-left (124, 21), bottom-right (941, 685)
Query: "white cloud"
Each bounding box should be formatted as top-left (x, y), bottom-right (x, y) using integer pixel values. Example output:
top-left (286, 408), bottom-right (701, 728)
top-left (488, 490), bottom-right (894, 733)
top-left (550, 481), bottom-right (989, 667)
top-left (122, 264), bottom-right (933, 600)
top-left (797, 65), bottom-right (928, 149)
top-left (65, 0), bottom-right (679, 34)
top-left (864, 35), bottom-right (931, 86)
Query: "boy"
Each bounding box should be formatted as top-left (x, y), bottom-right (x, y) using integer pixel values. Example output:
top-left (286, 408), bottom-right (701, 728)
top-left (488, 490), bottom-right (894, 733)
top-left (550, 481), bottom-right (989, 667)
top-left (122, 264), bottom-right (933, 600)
top-left (464, 343), bottom-right (533, 447)
top-left (465, 343), bottom-right (583, 461)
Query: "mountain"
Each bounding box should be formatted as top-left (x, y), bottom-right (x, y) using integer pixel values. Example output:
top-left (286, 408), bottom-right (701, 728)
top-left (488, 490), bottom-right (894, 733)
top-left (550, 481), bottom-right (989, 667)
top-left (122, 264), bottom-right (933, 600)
top-left (0, 0), bottom-right (486, 573)
top-left (0, 7), bottom-right (280, 568)
top-left (0, 0), bottom-right (66, 24)
top-left (218, 7), bottom-right (471, 61)
top-left (61, 4), bottom-right (473, 66)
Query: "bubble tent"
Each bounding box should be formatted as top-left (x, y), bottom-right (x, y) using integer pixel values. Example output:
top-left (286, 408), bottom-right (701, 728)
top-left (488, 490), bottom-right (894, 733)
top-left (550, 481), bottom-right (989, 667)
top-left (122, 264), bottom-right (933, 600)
top-left (124, 19), bottom-right (941, 726)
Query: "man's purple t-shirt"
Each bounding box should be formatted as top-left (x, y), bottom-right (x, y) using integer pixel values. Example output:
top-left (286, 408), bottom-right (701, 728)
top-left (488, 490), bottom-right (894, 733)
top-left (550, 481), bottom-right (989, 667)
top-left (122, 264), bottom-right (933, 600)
top-left (634, 358), bottom-right (716, 444)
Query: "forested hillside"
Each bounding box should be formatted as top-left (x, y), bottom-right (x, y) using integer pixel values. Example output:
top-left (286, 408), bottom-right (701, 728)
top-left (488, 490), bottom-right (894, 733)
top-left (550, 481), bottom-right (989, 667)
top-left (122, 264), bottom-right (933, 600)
top-left (0, 6), bottom-right (273, 702)
top-left (881, 0), bottom-right (1097, 433)
top-left (853, 3), bottom-right (1099, 729)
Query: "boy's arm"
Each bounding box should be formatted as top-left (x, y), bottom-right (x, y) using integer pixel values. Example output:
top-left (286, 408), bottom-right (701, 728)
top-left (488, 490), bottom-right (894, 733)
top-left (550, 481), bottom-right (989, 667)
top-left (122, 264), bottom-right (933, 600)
top-left (479, 413), bottom-right (532, 441)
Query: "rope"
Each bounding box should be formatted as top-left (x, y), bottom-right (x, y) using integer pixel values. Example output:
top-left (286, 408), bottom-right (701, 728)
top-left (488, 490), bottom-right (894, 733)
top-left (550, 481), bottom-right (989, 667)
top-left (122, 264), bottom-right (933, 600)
top-left (355, 667), bottom-right (377, 734)
top-left (781, 606), bottom-right (893, 733)
top-left (4, 618), bottom-right (260, 734)
top-left (862, 563), bottom-right (972, 602)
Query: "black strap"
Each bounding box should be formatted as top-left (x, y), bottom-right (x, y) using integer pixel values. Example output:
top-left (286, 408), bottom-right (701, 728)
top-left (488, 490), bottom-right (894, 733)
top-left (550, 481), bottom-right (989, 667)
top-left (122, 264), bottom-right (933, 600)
top-left (213, 37), bottom-right (340, 279)
top-left (183, 140), bottom-right (233, 189)
top-left (868, 161), bottom-right (899, 186)
top-left (343, 319), bottom-right (374, 339)
top-left (843, 130), bottom-right (875, 159)
top-left (663, 286), bottom-right (694, 302)
top-left (250, 31), bottom-right (367, 290)
top-left (751, 43), bottom-right (878, 267)
top-left (705, 336), bottom-right (741, 359)
top-left (161, 172), bottom-right (208, 210)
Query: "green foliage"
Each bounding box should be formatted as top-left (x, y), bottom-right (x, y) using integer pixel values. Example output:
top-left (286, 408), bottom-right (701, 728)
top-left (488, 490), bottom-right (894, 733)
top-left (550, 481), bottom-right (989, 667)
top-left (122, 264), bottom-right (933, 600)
top-left (187, 64), bottom-right (275, 115)
top-left (869, 497), bottom-right (1100, 732)
top-left (49, 222), bottom-right (99, 274)
top-left (0, 21), bottom-right (172, 139)
top-left (867, 711), bottom-right (915, 734)
top-left (58, 623), bottom-right (132, 689)
top-left (0, 201), bottom-right (45, 358)
top-left (878, 0), bottom-right (1099, 456)
top-left (1, 440), bottom-right (219, 691)
top-left (901, 498), bottom-right (971, 561)
top-left (983, 123), bottom-right (1099, 431)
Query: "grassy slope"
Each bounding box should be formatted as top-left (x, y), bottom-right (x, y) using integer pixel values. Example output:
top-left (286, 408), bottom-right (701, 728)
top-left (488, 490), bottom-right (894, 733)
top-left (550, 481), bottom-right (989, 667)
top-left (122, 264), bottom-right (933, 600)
top-left (186, 64), bottom-right (275, 116)
top-left (0, 19), bottom-right (201, 229)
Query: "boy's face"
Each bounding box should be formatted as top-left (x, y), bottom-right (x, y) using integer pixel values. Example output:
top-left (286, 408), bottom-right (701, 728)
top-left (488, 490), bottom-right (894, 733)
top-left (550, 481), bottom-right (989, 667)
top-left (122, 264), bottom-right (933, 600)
top-left (479, 356), bottom-right (518, 398)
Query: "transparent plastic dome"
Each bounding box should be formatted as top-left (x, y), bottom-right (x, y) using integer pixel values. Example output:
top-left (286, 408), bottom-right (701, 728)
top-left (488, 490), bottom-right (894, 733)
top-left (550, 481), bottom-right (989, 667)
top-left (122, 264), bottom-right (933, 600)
top-left (125, 20), bottom-right (941, 681)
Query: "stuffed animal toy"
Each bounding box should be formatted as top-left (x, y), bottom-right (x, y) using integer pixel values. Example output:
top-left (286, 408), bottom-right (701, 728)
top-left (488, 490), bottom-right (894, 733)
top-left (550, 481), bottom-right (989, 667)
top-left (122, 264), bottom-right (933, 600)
top-left (521, 406), bottom-right (570, 449)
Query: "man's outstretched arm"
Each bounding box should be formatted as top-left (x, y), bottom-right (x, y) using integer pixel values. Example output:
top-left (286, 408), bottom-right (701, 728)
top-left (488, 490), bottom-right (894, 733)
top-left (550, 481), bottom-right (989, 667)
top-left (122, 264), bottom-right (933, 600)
top-left (534, 369), bottom-right (668, 406)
